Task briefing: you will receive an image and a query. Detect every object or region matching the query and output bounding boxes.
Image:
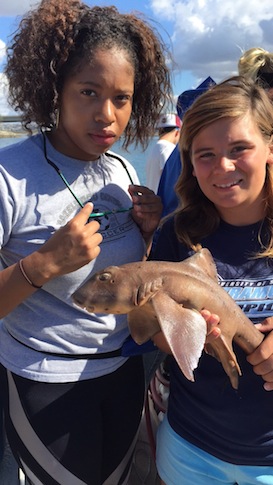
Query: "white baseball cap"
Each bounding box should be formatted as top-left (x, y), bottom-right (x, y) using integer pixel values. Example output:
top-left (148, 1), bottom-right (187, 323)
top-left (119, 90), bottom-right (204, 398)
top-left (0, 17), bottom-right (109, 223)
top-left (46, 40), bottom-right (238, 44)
top-left (157, 113), bottom-right (182, 129)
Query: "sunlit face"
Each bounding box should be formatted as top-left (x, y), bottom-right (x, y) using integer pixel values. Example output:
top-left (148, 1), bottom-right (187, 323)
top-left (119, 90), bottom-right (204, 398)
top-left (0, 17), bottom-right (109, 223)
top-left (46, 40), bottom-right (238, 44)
top-left (191, 114), bottom-right (273, 225)
top-left (50, 48), bottom-right (134, 161)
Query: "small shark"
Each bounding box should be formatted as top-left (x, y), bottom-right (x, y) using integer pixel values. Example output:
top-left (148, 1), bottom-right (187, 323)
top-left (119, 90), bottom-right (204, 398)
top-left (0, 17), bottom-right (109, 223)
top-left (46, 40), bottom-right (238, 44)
top-left (72, 248), bottom-right (264, 389)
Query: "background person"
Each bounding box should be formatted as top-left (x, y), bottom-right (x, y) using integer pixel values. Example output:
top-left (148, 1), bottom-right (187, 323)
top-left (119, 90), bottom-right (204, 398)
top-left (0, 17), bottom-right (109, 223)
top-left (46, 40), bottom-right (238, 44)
top-left (152, 77), bottom-right (273, 485)
top-left (238, 47), bottom-right (273, 100)
top-left (157, 77), bottom-right (216, 218)
top-left (0, 1), bottom-right (172, 484)
top-left (145, 113), bottom-right (181, 194)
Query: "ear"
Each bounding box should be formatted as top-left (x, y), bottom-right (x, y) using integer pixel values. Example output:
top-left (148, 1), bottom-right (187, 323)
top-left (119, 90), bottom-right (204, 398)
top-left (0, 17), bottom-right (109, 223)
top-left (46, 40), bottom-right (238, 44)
top-left (175, 129), bottom-right (180, 140)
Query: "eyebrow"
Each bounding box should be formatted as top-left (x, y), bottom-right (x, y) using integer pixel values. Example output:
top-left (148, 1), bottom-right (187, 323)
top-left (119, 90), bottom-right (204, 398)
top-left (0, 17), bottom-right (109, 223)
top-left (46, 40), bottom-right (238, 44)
top-left (193, 139), bottom-right (252, 155)
top-left (77, 80), bottom-right (99, 87)
top-left (77, 80), bottom-right (134, 91)
top-left (193, 147), bottom-right (213, 155)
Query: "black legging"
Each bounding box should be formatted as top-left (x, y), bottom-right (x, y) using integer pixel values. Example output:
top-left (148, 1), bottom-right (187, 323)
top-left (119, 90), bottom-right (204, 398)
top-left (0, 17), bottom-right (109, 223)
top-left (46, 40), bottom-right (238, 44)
top-left (0, 356), bottom-right (145, 485)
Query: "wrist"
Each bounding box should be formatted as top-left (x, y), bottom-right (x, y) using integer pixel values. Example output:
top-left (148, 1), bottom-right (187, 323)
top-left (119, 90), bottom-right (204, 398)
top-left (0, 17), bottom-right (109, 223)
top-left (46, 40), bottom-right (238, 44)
top-left (21, 253), bottom-right (52, 287)
top-left (18, 259), bottom-right (42, 289)
top-left (141, 230), bottom-right (154, 244)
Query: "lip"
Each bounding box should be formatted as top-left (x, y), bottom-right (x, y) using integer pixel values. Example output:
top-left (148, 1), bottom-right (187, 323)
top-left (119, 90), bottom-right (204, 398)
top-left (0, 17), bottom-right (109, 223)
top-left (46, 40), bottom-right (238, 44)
top-left (88, 131), bottom-right (116, 148)
top-left (213, 179), bottom-right (242, 189)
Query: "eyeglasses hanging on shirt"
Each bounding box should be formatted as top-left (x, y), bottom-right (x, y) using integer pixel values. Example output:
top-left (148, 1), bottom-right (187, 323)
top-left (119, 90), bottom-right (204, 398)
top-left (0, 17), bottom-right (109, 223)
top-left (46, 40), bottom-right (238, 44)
top-left (41, 131), bottom-right (134, 222)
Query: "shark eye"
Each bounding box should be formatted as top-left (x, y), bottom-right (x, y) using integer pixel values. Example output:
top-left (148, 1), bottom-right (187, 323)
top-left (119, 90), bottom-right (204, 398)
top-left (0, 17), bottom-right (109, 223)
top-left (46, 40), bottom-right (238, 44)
top-left (98, 272), bottom-right (112, 281)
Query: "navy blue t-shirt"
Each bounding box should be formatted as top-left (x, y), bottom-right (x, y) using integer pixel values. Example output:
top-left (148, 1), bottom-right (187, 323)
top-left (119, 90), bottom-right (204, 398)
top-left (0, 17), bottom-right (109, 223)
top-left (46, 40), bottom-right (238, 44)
top-left (152, 217), bottom-right (273, 465)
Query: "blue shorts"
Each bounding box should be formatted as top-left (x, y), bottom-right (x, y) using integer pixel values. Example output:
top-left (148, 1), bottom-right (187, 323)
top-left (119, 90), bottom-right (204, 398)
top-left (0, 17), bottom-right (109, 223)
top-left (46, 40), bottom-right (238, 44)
top-left (156, 416), bottom-right (273, 485)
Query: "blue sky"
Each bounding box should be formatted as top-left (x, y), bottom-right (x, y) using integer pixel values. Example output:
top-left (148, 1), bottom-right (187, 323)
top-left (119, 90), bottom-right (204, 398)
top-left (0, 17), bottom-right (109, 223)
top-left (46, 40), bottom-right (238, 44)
top-left (1, 0), bottom-right (273, 114)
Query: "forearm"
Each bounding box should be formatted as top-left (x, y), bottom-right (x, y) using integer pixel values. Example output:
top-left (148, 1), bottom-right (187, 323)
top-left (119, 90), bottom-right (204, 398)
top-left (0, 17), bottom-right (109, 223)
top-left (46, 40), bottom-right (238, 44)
top-left (0, 255), bottom-right (44, 318)
top-left (0, 205), bottom-right (102, 318)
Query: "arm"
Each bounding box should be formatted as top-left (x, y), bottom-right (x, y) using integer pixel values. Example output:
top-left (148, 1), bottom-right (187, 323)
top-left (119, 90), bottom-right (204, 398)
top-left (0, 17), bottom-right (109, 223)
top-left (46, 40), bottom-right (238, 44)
top-left (0, 203), bottom-right (102, 318)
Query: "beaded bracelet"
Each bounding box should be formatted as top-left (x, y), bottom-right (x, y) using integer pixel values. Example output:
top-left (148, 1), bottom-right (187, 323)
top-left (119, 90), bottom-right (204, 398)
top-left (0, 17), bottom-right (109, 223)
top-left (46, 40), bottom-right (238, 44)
top-left (18, 259), bottom-right (42, 289)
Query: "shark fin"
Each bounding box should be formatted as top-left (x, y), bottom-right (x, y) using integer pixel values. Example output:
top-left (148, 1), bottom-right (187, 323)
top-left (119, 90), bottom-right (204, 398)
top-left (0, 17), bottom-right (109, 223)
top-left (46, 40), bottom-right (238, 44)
top-left (205, 336), bottom-right (242, 389)
top-left (152, 292), bottom-right (207, 382)
top-left (181, 248), bottom-right (219, 282)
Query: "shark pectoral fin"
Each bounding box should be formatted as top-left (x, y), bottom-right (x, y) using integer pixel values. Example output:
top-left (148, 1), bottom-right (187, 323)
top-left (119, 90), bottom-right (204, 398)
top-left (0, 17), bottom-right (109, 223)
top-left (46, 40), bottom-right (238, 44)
top-left (205, 335), bottom-right (242, 390)
top-left (152, 293), bottom-right (207, 382)
top-left (127, 305), bottom-right (160, 344)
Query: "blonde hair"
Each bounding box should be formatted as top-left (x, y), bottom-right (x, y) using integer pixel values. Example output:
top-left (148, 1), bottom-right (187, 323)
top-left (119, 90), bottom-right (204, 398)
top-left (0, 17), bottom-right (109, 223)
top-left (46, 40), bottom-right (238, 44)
top-left (174, 76), bottom-right (273, 257)
top-left (238, 47), bottom-right (273, 81)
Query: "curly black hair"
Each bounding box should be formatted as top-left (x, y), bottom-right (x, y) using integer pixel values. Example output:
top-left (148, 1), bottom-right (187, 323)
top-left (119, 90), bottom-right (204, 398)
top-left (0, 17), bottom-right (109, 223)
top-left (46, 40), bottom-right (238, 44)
top-left (5, 0), bottom-right (172, 148)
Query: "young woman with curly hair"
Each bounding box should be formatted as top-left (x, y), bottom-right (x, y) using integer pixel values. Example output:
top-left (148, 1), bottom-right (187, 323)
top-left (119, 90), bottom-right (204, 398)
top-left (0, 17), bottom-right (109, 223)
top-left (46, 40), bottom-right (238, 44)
top-left (0, 0), bottom-right (172, 483)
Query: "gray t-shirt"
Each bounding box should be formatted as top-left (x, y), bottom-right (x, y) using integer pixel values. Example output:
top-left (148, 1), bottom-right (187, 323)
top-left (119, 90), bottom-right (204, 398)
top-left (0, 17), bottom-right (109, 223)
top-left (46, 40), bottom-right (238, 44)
top-left (0, 134), bottom-right (145, 382)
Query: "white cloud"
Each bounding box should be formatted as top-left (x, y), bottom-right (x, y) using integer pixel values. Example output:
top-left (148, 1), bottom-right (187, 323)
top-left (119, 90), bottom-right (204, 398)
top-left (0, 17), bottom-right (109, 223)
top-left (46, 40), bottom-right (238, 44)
top-left (0, 39), bottom-right (6, 65)
top-left (151, 0), bottom-right (273, 84)
top-left (0, 73), bottom-right (16, 115)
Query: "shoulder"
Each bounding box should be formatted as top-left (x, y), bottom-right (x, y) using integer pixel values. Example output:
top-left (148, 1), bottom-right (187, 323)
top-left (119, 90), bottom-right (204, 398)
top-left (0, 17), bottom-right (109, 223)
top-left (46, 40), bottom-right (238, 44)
top-left (0, 134), bottom-right (43, 174)
top-left (157, 139), bottom-right (175, 151)
top-left (0, 133), bottom-right (42, 156)
top-left (146, 140), bottom-right (162, 160)
top-left (152, 216), bottom-right (188, 262)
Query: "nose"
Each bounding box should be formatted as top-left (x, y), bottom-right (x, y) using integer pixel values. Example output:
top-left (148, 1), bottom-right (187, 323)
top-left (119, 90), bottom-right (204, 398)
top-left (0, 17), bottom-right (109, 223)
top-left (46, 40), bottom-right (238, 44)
top-left (215, 156), bottom-right (235, 171)
top-left (94, 99), bottom-right (115, 124)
